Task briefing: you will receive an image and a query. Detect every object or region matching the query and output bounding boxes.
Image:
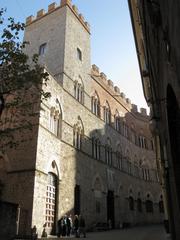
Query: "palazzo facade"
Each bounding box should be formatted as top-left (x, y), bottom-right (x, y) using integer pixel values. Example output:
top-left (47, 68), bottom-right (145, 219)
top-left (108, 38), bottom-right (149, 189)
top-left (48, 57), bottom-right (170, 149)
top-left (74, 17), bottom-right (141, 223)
top-left (0, 0), bottom-right (164, 237)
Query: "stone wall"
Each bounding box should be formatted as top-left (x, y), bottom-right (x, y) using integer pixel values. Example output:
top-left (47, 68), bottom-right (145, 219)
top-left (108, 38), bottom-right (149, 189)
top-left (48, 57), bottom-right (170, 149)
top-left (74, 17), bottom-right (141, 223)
top-left (0, 201), bottom-right (18, 239)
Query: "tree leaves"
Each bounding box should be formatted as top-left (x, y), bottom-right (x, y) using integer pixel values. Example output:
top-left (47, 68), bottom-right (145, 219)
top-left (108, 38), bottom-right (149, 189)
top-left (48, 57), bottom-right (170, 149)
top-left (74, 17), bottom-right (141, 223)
top-left (0, 9), bottom-right (50, 153)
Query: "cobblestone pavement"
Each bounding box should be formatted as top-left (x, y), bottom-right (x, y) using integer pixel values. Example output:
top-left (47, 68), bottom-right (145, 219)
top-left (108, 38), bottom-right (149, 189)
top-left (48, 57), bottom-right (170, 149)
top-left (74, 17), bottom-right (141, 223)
top-left (84, 224), bottom-right (170, 240)
top-left (42, 224), bottom-right (171, 240)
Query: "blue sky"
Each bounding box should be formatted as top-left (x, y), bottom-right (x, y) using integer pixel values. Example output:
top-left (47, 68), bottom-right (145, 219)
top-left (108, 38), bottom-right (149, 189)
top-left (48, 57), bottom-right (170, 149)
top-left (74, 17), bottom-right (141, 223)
top-left (0, 0), bottom-right (148, 111)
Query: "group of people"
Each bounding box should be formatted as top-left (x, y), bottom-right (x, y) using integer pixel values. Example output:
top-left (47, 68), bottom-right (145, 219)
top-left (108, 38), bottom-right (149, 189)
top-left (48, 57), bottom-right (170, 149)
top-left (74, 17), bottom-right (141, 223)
top-left (57, 214), bottom-right (86, 238)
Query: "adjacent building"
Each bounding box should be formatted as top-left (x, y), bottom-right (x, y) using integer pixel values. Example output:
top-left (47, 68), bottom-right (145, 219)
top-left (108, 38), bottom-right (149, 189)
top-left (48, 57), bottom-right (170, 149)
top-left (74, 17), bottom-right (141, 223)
top-left (128, 0), bottom-right (180, 239)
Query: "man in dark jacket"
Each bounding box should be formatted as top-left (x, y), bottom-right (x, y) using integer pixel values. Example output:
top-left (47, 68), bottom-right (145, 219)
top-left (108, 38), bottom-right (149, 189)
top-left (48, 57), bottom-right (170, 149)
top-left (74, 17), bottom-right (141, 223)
top-left (73, 215), bottom-right (79, 238)
top-left (79, 215), bottom-right (86, 238)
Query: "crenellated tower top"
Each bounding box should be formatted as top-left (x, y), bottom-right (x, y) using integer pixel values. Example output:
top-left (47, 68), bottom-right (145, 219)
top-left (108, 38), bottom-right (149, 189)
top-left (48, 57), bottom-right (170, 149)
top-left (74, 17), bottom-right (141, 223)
top-left (26, 0), bottom-right (90, 33)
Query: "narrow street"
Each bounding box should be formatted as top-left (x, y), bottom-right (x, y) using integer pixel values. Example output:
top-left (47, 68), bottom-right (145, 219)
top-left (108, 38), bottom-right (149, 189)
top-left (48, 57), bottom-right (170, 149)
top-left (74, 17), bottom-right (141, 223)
top-left (86, 225), bottom-right (170, 240)
top-left (58, 224), bottom-right (171, 240)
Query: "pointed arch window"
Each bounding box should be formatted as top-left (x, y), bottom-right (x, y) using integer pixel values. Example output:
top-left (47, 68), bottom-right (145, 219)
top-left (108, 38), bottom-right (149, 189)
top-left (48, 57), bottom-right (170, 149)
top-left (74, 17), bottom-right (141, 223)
top-left (50, 103), bottom-right (62, 137)
top-left (114, 110), bottom-right (121, 131)
top-left (92, 137), bottom-right (101, 160)
top-left (126, 150), bottom-right (131, 174)
top-left (116, 144), bottom-right (123, 170)
top-left (159, 195), bottom-right (164, 213)
top-left (129, 196), bottom-right (134, 211)
top-left (74, 77), bottom-right (84, 104)
top-left (73, 119), bottom-right (84, 150)
top-left (134, 155), bottom-right (139, 177)
top-left (145, 194), bottom-right (154, 213)
top-left (73, 128), bottom-right (82, 150)
top-left (91, 92), bottom-right (100, 117)
top-left (105, 138), bottom-right (113, 165)
top-left (103, 101), bottom-right (111, 124)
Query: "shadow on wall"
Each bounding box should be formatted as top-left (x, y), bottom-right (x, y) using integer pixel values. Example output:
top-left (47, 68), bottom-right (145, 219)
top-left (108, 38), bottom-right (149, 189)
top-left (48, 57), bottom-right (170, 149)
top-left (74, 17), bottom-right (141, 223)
top-left (71, 107), bottom-right (164, 233)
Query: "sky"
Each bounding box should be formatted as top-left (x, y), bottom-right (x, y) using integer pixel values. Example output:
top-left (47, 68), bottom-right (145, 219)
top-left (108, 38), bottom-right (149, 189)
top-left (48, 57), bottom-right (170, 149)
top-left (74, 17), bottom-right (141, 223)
top-left (0, 0), bottom-right (148, 111)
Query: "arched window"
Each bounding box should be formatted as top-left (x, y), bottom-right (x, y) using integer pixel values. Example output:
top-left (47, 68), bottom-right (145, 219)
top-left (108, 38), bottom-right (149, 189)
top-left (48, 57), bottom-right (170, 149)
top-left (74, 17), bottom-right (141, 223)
top-left (45, 172), bottom-right (57, 232)
top-left (74, 77), bottom-right (84, 104)
top-left (159, 195), bottom-right (164, 213)
top-left (114, 110), bottom-right (120, 131)
top-left (93, 177), bottom-right (102, 214)
top-left (92, 137), bottom-right (101, 160)
top-left (145, 194), bottom-right (154, 213)
top-left (105, 138), bottom-right (112, 165)
top-left (73, 118), bottom-right (84, 150)
top-left (103, 101), bottom-right (111, 124)
top-left (91, 92), bottom-right (100, 117)
top-left (134, 155), bottom-right (139, 177)
top-left (126, 150), bottom-right (131, 175)
top-left (116, 144), bottom-right (122, 170)
top-left (129, 196), bottom-right (134, 211)
top-left (50, 102), bottom-right (62, 137)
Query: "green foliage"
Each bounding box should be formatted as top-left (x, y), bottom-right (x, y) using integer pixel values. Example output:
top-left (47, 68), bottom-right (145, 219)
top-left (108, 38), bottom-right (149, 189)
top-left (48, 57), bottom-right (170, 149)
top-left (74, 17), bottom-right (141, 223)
top-left (0, 9), bottom-right (50, 152)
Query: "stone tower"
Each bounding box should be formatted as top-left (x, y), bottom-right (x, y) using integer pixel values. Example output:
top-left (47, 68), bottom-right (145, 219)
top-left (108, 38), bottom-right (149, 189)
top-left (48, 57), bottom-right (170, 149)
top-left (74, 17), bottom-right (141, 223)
top-left (24, 0), bottom-right (91, 100)
top-left (22, 0), bottom-right (92, 235)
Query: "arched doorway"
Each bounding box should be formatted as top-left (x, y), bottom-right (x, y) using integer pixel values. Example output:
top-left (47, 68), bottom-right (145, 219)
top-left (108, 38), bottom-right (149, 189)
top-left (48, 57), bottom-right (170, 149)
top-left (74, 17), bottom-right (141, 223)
top-left (167, 85), bottom-right (180, 207)
top-left (107, 190), bottom-right (115, 229)
top-left (45, 172), bottom-right (58, 235)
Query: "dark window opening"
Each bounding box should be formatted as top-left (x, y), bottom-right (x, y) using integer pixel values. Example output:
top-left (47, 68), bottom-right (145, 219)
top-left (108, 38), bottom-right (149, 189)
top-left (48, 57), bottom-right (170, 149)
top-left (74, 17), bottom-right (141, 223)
top-left (39, 43), bottom-right (47, 56)
top-left (0, 96), bottom-right (5, 115)
top-left (145, 200), bottom-right (153, 213)
top-left (77, 48), bottom-right (82, 61)
top-left (74, 184), bottom-right (81, 215)
top-left (129, 196), bottom-right (134, 211)
top-left (96, 200), bottom-right (101, 214)
top-left (159, 200), bottom-right (164, 213)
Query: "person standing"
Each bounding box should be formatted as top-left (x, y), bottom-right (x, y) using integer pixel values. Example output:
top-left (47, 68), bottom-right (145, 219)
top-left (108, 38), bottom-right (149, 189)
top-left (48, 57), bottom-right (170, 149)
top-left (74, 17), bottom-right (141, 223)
top-left (68, 214), bottom-right (73, 236)
top-left (79, 215), bottom-right (86, 238)
top-left (73, 215), bottom-right (79, 238)
top-left (65, 215), bottom-right (71, 236)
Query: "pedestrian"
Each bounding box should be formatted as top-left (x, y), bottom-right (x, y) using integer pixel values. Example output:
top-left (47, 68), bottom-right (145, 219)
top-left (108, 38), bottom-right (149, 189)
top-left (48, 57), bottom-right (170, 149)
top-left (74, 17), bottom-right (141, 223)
top-left (31, 225), bottom-right (38, 240)
top-left (68, 214), bottom-right (73, 236)
top-left (61, 216), bottom-right (66, 236)
top-left (64, 215), bottom-right (71, 236)
top-left (108, 219), bottom-right (112, 229)
top-left (79, 215), bottom-right (86, 238)
top-left (73, 215), bottom-right (79, 238)
top-left (57, 218), bottom-right (62, 237)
